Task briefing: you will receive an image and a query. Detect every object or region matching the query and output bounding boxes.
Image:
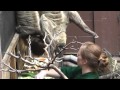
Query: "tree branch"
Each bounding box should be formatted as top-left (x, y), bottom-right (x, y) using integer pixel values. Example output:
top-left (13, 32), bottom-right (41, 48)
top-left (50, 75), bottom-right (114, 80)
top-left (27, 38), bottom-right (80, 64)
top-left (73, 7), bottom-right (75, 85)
top-left (0, 61), bottom-right (68, 79)
top-left (99, 70), bottom-right (120, 79)
top-left (1, 34), bottom-right (85, 79)
top-left (6, 52), bottom-right (36, 65)
top-left (49, 40), bottom-right (83, 65)
top-left (0, 62), bottom-right (47, 73)
top-left (49, 64), bottom-right (68, 79)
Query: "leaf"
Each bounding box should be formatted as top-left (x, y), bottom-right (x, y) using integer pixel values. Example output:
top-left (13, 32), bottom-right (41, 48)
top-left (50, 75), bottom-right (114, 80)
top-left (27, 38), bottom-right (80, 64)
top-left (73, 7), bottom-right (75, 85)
top-left (20, 72), bottom-right (37, 77)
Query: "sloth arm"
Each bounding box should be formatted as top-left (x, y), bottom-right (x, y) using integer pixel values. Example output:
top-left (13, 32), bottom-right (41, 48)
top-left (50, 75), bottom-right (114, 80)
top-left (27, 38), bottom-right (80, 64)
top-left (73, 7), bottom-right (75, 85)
top-left (68, 11), bottom-right (98, 37)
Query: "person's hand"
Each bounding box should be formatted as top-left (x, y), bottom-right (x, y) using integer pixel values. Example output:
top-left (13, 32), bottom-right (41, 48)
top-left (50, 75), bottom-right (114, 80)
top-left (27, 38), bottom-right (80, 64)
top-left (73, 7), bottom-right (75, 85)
top-left (35, 70), bottom-right (47, 79)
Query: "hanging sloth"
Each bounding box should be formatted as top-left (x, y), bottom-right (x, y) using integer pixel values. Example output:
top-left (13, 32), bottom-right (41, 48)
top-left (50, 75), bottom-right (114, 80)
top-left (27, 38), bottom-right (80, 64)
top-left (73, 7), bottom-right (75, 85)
top-left (16, 11), bottom-right (45, 57)
top-left (16, 11), bottom-right (40, 30)
top-left (15, 11), bottom-right (99, 69)
top-left (40, 11), bottom-right (99, 57)
top-left (16, 11), bottom-right (99, 57)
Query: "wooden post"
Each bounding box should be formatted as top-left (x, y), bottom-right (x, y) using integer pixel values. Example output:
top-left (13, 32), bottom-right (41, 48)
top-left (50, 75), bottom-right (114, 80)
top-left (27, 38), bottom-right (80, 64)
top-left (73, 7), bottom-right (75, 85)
top-left (16, 38), bottom-right (26, 70)
top-left (2, 33), bottom-right (19, 79)
top-left (10, 50), bottom-right (18, 79)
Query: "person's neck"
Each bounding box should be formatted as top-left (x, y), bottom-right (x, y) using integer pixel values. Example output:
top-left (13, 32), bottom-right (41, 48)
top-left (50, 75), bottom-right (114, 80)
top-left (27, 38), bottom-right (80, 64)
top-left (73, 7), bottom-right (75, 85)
top-left (82, 66), bottom-right (93, 74)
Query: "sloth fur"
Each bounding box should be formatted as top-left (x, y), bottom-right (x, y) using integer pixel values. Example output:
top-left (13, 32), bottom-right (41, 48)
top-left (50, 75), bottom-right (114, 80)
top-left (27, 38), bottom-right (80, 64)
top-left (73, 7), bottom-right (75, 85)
top-left (16, 11), bottom-right (45, 56)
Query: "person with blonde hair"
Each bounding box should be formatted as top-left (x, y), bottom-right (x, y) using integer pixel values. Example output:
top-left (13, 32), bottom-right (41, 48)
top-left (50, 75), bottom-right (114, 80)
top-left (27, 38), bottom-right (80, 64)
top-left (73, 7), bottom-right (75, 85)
top-left (36, 41), bottom-right (109, 79)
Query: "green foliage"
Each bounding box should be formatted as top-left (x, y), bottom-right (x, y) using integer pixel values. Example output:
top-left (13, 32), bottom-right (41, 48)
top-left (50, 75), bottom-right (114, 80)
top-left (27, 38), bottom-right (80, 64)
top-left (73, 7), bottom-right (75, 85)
top-left (18, 71), bottom-right (37, 79)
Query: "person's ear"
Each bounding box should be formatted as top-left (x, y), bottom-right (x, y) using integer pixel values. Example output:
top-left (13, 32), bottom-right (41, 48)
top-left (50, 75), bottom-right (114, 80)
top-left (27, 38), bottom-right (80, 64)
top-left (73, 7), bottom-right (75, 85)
top-left (83, 59), bottom-right (88, 65)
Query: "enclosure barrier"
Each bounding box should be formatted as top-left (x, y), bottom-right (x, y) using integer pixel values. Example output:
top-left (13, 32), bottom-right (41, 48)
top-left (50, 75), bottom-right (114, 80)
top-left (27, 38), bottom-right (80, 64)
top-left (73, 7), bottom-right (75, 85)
top-left (1, 33), bottom-right (19, 79)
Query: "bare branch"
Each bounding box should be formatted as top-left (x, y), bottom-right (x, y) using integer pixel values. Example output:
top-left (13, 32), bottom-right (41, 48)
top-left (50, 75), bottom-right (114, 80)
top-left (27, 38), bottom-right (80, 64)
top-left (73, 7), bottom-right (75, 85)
top-left (99, 70), bottom-right (120, 79)
top-left (43, 32), bottom-right (50, 59)
top-left (1, 60), bottom-right (68, 79)
top-left (49, 64), bottom-right (68, 79)
top-left (1, 62), bottom-right (16, 71)
top-left (6, 52), bottom-right (49, 68)
top-left (49, 39), bottom-right (83, 65)
top-left (1, 32), bottom-right (70, 79)
top-left (0, 62), bottom-right (47, 74)
top-left (69, 46), bottom-right (79, 51)
top-left (6, 52), bottom-right (36, 65)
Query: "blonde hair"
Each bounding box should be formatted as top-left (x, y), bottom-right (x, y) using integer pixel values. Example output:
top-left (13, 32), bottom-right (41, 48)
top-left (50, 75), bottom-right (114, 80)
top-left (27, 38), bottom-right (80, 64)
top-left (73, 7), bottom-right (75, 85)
top-left (78, 41), bottom-right (109, 71)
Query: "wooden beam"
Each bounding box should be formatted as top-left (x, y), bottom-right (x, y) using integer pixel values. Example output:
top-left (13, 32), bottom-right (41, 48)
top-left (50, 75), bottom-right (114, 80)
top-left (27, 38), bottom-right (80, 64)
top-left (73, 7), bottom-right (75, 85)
top-left (2, 33), bottom-right (19, 79)
top-left (10, 50), bottom-right (18, 79)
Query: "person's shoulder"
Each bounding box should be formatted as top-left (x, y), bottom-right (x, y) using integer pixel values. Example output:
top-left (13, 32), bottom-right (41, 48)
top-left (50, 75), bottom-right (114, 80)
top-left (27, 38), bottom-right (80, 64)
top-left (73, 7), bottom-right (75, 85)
top-left (84, 72), bottom-right (99, 79)
top-left (61, 66), bottom-right (82, 79)
top-left (61, 66), bottom-right (80, 69)
top-left (61, 66), bottom-right (81, 72)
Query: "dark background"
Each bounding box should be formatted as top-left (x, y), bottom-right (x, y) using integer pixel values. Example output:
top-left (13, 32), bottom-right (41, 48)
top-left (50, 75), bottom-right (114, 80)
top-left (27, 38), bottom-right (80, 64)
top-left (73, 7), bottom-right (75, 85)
top-left (0, 11), bottom-right (16, 57)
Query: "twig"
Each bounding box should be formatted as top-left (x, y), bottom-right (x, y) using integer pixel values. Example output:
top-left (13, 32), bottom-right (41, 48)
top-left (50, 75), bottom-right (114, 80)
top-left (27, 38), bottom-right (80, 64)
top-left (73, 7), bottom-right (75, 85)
top-left (43, 32), bottom-right (50, 59)
top-left (1, 61), bottom-right (68, 79)
top-left (1, 32), bottom-right (70, 79)
top-left (103, 48), bottom-right (112, 56)
top-left (99, 70), bottom-right (120, 79)
top-left (1, 59), bottom-right (48, 73)
top-left (70, 46), bottom-right (79, 50)
top-left (49, 64), bottom-right (68, 79)
top-left (6, 52), bottom-right (36, 65)
top-left (6, 52), bottom-right (49, 68)
top-left (0, 62), bottom-right (47, 73)
top-left (1, 62), bottom-right (17, 71)
top-left (50, 40), bottom-right (82, 65)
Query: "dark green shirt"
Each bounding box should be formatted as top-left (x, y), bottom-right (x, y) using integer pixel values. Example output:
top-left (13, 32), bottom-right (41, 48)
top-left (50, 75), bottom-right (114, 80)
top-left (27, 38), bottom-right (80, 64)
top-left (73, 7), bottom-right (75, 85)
top-left (61, 66), bottom-right (99, 79)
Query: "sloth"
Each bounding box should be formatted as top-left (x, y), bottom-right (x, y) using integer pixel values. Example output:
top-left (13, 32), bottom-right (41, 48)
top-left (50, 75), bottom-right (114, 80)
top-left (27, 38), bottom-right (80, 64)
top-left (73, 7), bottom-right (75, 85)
top-left (16, 26), bottom-right (45, 56)
top-left (16, 11), bottom-right (99, 57)
top-left (16, 11), bottom-right (46, 57)
top-left (15, 11), bottom-right (99, 69)
top-left (40, 11), bottom-right (99, 57)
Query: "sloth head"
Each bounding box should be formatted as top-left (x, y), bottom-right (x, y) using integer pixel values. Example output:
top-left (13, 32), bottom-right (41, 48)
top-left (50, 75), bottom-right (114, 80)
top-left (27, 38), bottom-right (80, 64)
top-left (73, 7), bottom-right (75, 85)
top-left (16, 26), bottom-right (46, 56)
